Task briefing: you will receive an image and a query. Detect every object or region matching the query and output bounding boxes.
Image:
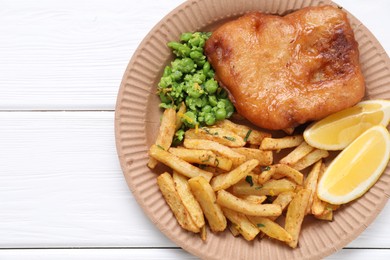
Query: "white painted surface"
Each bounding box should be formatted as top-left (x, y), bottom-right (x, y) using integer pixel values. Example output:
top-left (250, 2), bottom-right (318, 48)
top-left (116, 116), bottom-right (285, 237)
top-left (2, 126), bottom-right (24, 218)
top-left (0, 0), bottom-right (388, 110)
top-left (0, 248), bottom-right (389, 260)
top-left (0, 0), bottom-right (389, 259)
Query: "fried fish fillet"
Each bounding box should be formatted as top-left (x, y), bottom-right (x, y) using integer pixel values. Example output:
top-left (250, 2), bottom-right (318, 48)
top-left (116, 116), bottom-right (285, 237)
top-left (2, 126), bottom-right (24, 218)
top-left (205, 5), bottom-right (365, 130)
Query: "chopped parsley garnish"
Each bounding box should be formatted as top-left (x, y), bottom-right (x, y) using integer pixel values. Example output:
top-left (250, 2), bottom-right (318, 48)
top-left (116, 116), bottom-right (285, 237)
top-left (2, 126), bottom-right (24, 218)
top-left (202, 127), bottom-right (211, 134)
top-left (156, 144), bottom-right (165, 150)
top-left (255, 185), bottom-right (263, 190)
top-left (244, 129), bottom-right (252, 142)
top-left (199, 164), bottom-right (206, 169)
top-left (201, 155), bottom-right (211, 163)
top-left (245, 175), bottom-right (254, 186)
top-left (257, 223), bottom-right (265, 228)
top-left (261, 166), bottom-right (271, 172)
top-left (223, 136), bottom-right (236, 141)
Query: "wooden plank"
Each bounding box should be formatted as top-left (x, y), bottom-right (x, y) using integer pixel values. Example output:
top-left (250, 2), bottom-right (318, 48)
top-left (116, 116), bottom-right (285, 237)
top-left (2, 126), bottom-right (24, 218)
top-left (0, 0), bottom-right (388, 110)
top-left (0, 112), bottom-right (173, 247)
top-left (0, 112), bottom-right (389, 249)
top-left (0, 248), bottom-right (388, 260)
top-left (0, 0), bottom-right (185, 110)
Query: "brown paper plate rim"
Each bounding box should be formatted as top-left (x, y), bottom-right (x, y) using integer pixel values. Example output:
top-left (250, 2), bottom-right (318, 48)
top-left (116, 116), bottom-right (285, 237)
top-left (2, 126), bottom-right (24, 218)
top-left (115, 0), bottom-right (390, 259)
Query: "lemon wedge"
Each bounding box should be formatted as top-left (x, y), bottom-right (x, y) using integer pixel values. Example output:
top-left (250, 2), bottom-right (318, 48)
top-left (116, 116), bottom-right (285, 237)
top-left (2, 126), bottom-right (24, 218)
top-left (317, 125), bottom-right (390, 205)
top-left (304, 100), bottom-right (390, 150)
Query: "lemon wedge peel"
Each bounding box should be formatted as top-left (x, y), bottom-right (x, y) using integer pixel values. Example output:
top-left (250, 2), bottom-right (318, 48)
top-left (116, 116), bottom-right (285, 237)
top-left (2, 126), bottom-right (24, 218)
top-left (303, 100), bottom-right (390, 150)
top-left (317, 125), bottom-right (390, 205)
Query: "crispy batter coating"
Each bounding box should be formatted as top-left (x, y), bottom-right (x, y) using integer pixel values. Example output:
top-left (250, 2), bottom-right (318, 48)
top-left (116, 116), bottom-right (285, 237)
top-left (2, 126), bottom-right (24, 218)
top-left (205, 5), bottom-right (365, 130)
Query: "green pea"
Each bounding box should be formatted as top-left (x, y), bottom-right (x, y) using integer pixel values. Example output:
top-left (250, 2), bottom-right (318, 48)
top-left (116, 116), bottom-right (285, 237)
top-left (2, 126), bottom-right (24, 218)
top-left (215, 108), bottom-right (227, 120)
top-left (158, 76), bottom-right (172, 88)
top-left (195, 59), bottom-right (206, 67)
top-left (195, 97), bottom-right (204, 107)
top-left (198, 38), bottom-right (206, 48)
top-left (189, 37), bottom-right (201, 47)
top-left (163, 66), bottom-right (172, 77)
top-left (202, 105), bottom-right (212, 113)
top-left (203, 62), bottom-right (210, 74)
top-left (193, 72), bottom-right (205, 84)
top-left (179, 58), bottom-right (195, 73)
top-left (183, 111), bottom-right (197, 126)
top-left (159, 93), bottom-right (171, 104)
top-left (170, 70), bottom-right (182, 81)
top-left (207, 70), bottom-right (215, 79)
top-left (217, 100), bottom-right (225, 109)
top-left (224, 101), bottom-right (235, 117)
top-left (188, 87), bottom-right (202, 98)
top-left (167, 42), bottom-right (191, 57)
top-left (205, 79), bottom-right (218, 94)
top-left (208, 95), bottom-right (218, 106)
top-left (180, 32), bottom-right (192, 42)
top-left (218, 88), bottom-right (228, 98)
top-left (205, 113), bottom-right (216, 126)
top-left (190, 51), bottom-right (204, 60)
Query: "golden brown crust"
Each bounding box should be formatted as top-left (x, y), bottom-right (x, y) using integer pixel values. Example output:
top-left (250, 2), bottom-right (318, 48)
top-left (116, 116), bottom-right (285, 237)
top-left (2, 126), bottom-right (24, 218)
top-left (205, 5), bottom-right (365, 130)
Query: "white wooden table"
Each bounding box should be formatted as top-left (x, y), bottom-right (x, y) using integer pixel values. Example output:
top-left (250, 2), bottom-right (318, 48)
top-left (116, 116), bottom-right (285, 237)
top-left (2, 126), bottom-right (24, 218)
top-left (0, 0), bottom-right (389, 259)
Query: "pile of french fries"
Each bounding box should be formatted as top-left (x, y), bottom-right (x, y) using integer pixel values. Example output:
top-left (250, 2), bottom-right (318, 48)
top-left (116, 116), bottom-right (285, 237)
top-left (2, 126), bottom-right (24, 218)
top-left (148, 108), bottom-right (339, 248)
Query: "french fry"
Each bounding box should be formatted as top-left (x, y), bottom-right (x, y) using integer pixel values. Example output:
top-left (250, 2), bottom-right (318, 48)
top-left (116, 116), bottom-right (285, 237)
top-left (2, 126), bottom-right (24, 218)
top-left (285, 189), bottom-right (311, 248)
top-left (148, 108), bottom-right (177, 168)
top-left (232, 179), bottom-right (297, 196)
top-left (232, 147), bottom-right (273, 166)
top-left (270, 191), bottom-right (295, 221)
top-left (201, 166), bottom-right (227, 176)
top-left (292, 149), bottom-right (329, 171)
top-left (259, 191), bottom-right (296, 239)
top-left (183, 139), bottom-right (246, 165)
top-left (222, 207), bottom-right (260, 241)
top-left (279, 141), bottom-right (314, 166)
top-left (215, 119), bottom-right (271, 145)
top-left (173, 172), bottom-right (205, 229)
top-left (311, 163), bottom-right (327, 216)
top-left (217, 190), bottom-right (282, 217)
top-left (200, 225), bottom-right (207, 241)
top-left (248, 216), bottom-right (292, 242)
top-left (260, 135), bottom-right (304, 150)
top-left (149, 145), bottom-right (213, 182)
top-left (175, 102), bottom-right (186, 131)
top-left (304, 160), bottom-right (322, 214)
top-left (239, 195), bottom-right (267, 204)
top-left (157, 172), bottom-right (200, 233)
top-left (258, 164), bottom-right (303, 185)
top-left (185, 127), bottom-right (245, 147)
top-left (246, 172), bottom-right (260, 185)
top-left (229, 223), bottom-right (241, 237)
top-left (211, 159), bottom-right (259, 191)
top-left (314, 209), bottom-right (333, 221)
top-left (327, 204), bottom-right (340, 211)
top-left (155, 107), bottom-right (176, 149)
top-left (188, 176), bottom-right (227, 232)
top-left (311, 194), bottom-right (326, 216)
top-left (169, 147), bottom-right (232, 171)
top-left (258, 166), bottom-right (276, 184)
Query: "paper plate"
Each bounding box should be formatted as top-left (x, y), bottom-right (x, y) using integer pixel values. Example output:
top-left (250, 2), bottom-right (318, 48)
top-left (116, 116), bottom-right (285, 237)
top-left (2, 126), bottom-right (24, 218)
top-left (115, 0), bottom-right (390, 259)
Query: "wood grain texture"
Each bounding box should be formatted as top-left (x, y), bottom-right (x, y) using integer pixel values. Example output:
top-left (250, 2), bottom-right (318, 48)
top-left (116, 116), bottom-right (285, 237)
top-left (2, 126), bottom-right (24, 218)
top-left (0, 0), bottom-right (389, 258)
top-left (0, 112), bottom-right (172, 247)
top-left (0, 112), bottom-right (389, 249)
top-left (0, 0), bottom-right (388, 110)
top-left (0, 0), bottom-right (185, 110)
top-left (0, 248), bottom-right (389, 260)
